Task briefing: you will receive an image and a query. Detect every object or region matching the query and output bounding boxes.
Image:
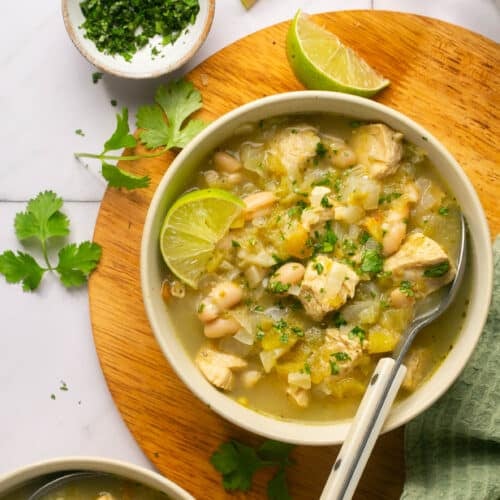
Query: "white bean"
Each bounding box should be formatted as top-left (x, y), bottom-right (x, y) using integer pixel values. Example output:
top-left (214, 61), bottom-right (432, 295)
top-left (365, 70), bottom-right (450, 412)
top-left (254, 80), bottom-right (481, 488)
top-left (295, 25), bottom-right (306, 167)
top-left (225, 172), bottom-right (244, 185)
top-left (390, 288), bottom-right (415, 308)
top-left (204, 317), bottom-right (241, 338)
top-left (214, 151), bottom-right (242, 173)
top-left (197, 299), bottom-right (219, 323)
top-left (272, 262), bottom-right (305, 286)
top-left (243, 191), bottom-right (277, 220)
top-left (210, 281), bottom-right (243, 310)
top-left (382, 221), bottom-right (407, 256)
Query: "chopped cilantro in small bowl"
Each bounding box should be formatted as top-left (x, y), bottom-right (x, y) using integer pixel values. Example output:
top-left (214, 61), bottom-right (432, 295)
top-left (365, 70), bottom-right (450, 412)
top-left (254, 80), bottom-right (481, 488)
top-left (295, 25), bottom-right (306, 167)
top-left (62, 0), bottom-right (215, 79)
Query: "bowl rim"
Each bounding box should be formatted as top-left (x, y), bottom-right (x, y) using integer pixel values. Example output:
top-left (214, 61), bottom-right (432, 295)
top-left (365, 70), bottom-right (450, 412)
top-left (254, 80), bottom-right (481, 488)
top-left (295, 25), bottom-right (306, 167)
top-left (61, 0), bottom-right (215, 79)
top-left (141, 90), bottom-right (493, 445)
top-left (0, 456), bottom-right (194, 499)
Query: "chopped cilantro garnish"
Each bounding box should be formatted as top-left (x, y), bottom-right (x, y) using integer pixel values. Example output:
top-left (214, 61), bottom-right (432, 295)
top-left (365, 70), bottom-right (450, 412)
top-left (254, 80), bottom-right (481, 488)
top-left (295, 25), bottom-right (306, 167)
top-left (303, 362), bottom-right (311, 374)
top-left (342, 239), bottom-right (357, 256)
top-left (274, 319), bottom-right (288, 331)
top-left (315, 142), bottom-right (328, 158)
top-left (360, 250), bottom-right (383, 274)
top-left (330, 360), bottom-right (340, 375)
top-left (359, 231), bottom-right (371, 245)
top-left (256, 328), bottom-right (265, 340)
top-left (438, 206), bottom-right (449, 216)
top-left (332, 312), bottom-right (347, 327)
top-left (379, 192), bottom-right (402, 204)
top-left (269, 281), bottom-right (291, 294)
top-left (320, 195), bottom-right (333, 208)
top-left (349, 326), bottom-right (366, 342)
top-left (313, 261), bottom-right (324, 275)
top-left (399, 280), bottom-right (415, 297)
top-left (291, 326), bottom-right (304, 337)
top-left (75, 129), bottom-right (85, 136)
top-left (350, 120), bottom-right (362, 128)
top-left (423, 261), bottom-right (450, 277)
top-left (279, 331), bottom-right (289, 344)
top-left (110, 99), bottom-right (117, 107)
top-left (231, 240), bottom-right (241, 248)
top-left (92, 72), bottom-right (103, 84)
top-left (80, 0), bottom-right (200, 61)
top-left (312, 175), bottom-right (331, 187)
top-left (287, 200), bottom-right (307, 218)
top-left (333, 352), bottom-right (351, 362)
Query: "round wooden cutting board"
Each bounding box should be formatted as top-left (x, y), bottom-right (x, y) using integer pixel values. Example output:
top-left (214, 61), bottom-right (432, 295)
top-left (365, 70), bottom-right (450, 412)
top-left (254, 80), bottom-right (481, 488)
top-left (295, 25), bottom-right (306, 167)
top-left (89, 11), bottom-right (499, 500)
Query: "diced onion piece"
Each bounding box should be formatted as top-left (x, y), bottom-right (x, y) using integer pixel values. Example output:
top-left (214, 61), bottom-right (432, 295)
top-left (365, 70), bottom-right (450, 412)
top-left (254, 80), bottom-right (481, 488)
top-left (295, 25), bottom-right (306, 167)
top-left (233, 328), bottom-right (255, 346)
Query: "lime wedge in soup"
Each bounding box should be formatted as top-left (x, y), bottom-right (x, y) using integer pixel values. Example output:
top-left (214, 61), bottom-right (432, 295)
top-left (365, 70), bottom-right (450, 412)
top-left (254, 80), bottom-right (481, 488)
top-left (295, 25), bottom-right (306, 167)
top-left (160, 189), bottom-right (245, 288)
top-left (286, 10), bottom-right (390, 97)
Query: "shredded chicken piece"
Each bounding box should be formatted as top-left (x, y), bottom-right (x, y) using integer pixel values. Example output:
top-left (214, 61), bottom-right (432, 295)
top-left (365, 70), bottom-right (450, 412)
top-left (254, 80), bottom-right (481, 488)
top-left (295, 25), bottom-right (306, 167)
top-left (325, 328), bottom-right (364, 375)
top-left (349, 123), bottom-right (403, 179)
top-left (195, 344), bottom-right (247, 391)
top-left (384, 232), bottom-right (451, 273)
top-left (286, 385), bottom-right (310, 408)
top-left (299, 256), bottom-right (360, 320)
top-left (271, 126), bottom-right (320, 179)
top-left (402, 348), bottom-right (432, 391)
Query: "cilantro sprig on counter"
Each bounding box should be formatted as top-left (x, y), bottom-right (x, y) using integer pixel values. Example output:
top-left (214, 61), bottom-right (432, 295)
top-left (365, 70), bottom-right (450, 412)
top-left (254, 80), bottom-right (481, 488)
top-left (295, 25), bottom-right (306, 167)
top-left (75, 79), bottom-right (207, 190)
top-left (211, 439), bottom-right (294, 499)
top-left (0, 191), bottom-right (102, 291)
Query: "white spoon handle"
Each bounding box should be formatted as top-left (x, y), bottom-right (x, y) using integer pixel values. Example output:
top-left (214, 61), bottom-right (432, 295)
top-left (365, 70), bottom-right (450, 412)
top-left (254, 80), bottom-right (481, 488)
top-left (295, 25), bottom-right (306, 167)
top-left (320, 358), bottom-right (407, 500)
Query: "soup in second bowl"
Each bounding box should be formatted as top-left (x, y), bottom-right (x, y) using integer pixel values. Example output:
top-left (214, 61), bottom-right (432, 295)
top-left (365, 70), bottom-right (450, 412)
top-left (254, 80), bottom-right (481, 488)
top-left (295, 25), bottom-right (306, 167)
top-left (161, 115), bottom-right (466, 421)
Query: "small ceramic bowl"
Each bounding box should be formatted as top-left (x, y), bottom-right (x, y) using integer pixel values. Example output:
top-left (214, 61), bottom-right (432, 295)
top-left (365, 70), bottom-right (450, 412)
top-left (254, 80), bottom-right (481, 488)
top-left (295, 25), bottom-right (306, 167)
top-left (0, 456), bottom-right (193, 499)
top-left (61, 0), bottom-right (215, 79)
top-left (141, 91), bottom-right (492, 445)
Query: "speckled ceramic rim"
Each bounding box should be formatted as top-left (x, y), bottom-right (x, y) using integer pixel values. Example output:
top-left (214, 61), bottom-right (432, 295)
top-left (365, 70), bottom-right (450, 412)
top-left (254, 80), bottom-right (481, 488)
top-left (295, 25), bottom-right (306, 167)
top-left (61, 0), bottom-right (215, 79)
top-left (141, 91), bottom-right (493, 445)
top-left (0, 456), bottom-right (194, 499)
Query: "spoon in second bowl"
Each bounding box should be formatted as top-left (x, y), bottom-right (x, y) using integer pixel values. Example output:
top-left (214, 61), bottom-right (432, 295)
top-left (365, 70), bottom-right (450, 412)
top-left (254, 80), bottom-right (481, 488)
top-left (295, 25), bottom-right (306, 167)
top-left (320, 215), bottom-right (467, 500)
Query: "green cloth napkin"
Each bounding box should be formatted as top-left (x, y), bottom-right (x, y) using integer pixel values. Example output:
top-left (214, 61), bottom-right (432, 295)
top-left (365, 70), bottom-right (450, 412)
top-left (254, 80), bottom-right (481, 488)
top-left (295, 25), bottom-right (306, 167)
top-left (402, 237), bottom-right (500, 500)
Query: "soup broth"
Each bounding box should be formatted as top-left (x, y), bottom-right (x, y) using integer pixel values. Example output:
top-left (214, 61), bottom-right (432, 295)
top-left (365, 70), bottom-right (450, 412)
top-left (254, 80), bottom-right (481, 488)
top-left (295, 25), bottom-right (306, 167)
top-left (164, 114), bottom-right (466, 421)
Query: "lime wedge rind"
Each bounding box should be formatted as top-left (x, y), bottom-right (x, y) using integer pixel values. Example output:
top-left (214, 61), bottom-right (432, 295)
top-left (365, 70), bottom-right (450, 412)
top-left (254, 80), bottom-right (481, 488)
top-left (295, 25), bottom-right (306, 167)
top-left (160, 188), bottom-right (244, 288)
top-left (286, 10), bottom-right (390, 97)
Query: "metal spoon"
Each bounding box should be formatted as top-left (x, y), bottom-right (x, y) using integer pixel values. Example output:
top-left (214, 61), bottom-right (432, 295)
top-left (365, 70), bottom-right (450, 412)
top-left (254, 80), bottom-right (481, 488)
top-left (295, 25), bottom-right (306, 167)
top-left (320, 215), bottom-right (467, 500)
top-left (28, 471), bottom-right (109, 500)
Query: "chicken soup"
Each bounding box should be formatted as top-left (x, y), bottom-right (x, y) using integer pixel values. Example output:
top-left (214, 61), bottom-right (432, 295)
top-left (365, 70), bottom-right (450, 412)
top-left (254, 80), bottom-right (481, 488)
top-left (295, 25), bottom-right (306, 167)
top-left (162, 115), bottom-right (466, 421)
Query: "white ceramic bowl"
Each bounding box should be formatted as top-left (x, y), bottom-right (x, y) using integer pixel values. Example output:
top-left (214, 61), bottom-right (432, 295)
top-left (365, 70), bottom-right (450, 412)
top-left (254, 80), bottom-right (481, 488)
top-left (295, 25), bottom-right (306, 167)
top-left (141, 91), bottom-right (492, 445)
top-left (0, 456), bottom-right (193, 499)
top-left (62, 0), bottom-right (215, 79)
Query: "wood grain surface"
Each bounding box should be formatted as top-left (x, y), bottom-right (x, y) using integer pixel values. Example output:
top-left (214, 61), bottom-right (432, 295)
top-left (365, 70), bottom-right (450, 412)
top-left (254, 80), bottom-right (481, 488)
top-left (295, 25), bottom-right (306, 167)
top-left (89, 11), bottom-right (500, 500)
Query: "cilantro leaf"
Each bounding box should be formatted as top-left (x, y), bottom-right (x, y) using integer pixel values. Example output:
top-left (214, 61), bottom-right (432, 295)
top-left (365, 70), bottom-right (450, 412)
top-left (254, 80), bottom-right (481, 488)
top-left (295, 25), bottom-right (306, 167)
top-left (210, 441), bottom-right (263, 491)
top-left (268, 468), bottom-right (291, 500)
top-left (423, 261), bottom-right (450, 278)
top-left (360, 250), bottom-right (383, 274)
top-left (135, 105), bottom-right (169, 149)
top-left (138, 79), bottom-right (206, 149)
top-left (55, 242), bottom-right (102, 287)
top-left (0, 251), bottom-right (45, 291)
top-left (258, 440), bottom-right (294, 464)
top-left (14, 191), bottom-right (69, 244)
top-left (101, 163), bottom-right (150, 190)
top-left (103, 108), bottom-right (137, 153)
top-left (211, 439), bottom-right (294, 497)
top-left (173, 118), bottom-right (207, 148)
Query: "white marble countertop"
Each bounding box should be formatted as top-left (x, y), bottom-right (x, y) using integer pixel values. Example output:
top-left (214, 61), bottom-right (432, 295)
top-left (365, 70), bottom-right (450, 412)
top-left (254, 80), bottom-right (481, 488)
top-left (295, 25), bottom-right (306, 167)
top-left (1, 0), bottom-right (498, 482)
